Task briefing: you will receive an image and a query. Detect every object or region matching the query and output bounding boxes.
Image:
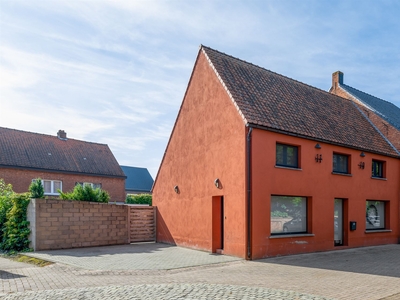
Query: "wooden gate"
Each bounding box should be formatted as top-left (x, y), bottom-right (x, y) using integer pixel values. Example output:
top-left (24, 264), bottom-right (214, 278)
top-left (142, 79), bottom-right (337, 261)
top-left (128, 206), bottom-right (156, 243)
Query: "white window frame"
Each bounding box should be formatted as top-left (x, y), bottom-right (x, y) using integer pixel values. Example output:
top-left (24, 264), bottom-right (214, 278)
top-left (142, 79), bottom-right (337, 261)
top-left (32, 179), bottom-right (62, 195)
top-left (76, 182), bottom-right (102, 189)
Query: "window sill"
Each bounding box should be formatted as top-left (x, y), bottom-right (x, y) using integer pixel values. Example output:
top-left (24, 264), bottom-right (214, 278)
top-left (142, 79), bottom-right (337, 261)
top-left (275, 166), bottom-right (302, 171)
top-left (365, 229), bottom-right (392, 234)
top-left (371, 177), bottom-right (387, 181)
top-left (269, 233), bottom-right (314, 239)
top-left (44, 193), bottom-right (60, 196)
top-left (331, 172), bottom-right (352, 177)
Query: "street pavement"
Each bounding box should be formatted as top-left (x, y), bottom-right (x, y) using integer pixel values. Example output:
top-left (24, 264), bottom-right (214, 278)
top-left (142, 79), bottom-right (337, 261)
top-left (1, 243), bottom-right (399, 300)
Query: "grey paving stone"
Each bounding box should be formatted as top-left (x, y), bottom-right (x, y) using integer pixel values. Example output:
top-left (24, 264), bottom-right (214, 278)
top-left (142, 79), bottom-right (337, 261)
top-left (24, 243), bottom-right (241, 270)
top-left (1, 244), bottom-right (399, 300)
top-left (0, 257), bottom-right (32, 270)
top-left (1, 284), bottom-right (334, 300)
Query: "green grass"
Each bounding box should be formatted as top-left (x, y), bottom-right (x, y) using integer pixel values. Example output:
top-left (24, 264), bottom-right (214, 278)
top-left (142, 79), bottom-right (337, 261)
top-left (8, 254), bottom-right (53, 267)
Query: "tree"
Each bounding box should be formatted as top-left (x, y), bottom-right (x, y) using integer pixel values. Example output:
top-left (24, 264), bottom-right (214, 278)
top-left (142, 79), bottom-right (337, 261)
top-left (29, 179), bottom-right (44, 199)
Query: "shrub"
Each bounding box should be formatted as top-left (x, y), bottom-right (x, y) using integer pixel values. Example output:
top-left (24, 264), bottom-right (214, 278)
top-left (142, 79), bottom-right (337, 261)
top-left (29, 178), bottom-right (44, 198)
top-left (0, 179), bottom-right (14, 244)
top-left (0, 179), bottom-right (14, 197)
top-left (1, 193), bottom-right (31, 254)
top-left (126, 194), bottom-right (152, 206)
top-left (59, 184), bottom-right (109, 203)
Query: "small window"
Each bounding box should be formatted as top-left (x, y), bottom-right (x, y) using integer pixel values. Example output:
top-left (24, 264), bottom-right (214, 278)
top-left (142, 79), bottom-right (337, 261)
top-left (75, 182), bottom-right (102, 189)
top-left (276, 144), bottom-right (298, 168)
top-left (34, 179), bottom-right (62, 195)
top-left (271, 196), bottom-right (307, 235)
top-left (372, 160), bottom-right (385, 178)
top-left (333, 153), bottom-right (349, 174)
top-left (366, 201), bottom-right (386, 230)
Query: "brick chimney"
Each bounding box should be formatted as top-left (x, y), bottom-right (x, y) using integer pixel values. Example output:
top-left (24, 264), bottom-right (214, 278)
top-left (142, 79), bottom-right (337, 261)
top-left (331, 71), bottom-right (344, 95)
top-left (57, 130), bottom-right (67, 140)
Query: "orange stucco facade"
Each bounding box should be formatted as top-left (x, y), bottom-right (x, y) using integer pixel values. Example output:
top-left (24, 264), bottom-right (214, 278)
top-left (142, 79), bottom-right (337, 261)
top-left (250, 130), bottom-right (399, 259)
top-left (153, 50), bottom-right (400, 259)
top-left (153, 52), bottom-right (247, 258)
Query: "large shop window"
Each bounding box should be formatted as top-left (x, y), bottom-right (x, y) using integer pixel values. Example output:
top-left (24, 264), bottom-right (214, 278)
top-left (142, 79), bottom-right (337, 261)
top-left (276, 144), bottom-right (299, 168)
top-left (33, 179), bottom-right (62, 195)
top-left (333, 153), bottom-right (350, 174)
top-left (271, 196), bottom-right (307, 235)
top-left (366, 201), bottom-right (386, 230)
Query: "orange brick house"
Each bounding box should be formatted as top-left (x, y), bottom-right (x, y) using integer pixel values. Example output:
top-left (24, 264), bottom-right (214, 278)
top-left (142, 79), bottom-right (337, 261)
top-left (0, 127), bottom-right (126, 202)
top-left (152, 46), bottom-right (400, 259)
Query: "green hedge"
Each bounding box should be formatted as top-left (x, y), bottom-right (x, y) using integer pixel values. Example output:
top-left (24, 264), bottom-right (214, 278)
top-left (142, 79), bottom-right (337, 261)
top-left (126, 194), bottom-right (152, 206)
top-left (59, 184), bottom-right (110, 203)
top-left (0, 179), bottom-right (14, 244)
top-left (1, 193), bottom-right (31, 254)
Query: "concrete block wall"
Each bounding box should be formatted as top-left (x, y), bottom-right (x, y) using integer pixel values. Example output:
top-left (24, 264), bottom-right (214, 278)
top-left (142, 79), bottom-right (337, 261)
top-left (28, 199), bottom-right (129, 251)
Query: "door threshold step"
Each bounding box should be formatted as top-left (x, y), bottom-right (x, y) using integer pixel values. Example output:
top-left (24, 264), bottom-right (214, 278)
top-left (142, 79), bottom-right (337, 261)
top-left (216, 249), bottom-right (224, 254)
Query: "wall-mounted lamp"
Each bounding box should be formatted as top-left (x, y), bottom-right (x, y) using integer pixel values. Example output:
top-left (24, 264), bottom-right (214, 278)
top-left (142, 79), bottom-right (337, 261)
top-left (315, 143), bottom-right (321, 149)
top-left (315, 154), bottom-right (323, 163)
top-left (360, 152), bottom-right (365, 157)
top-left (214, 178), bottom-right (221, 189)
top-left (358, 162), bottom-right (365, 169)
top-left (174, 185), bottom-right (180, 194)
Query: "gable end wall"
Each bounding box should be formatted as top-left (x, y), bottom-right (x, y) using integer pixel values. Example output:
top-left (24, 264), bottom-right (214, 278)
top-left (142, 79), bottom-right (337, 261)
top-left (152, 51), bottom-right (247, 258)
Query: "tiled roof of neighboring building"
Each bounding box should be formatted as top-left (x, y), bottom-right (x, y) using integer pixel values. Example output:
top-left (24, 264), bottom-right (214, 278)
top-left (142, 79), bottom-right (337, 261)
top-left (0, 127), bottom-right (126, 177)
top-left (201, 46), bottom-right (399, 157)
top-left (120, 166), bottom-right (154, 193)
top-left (339, 84), bottom-right (400, 131)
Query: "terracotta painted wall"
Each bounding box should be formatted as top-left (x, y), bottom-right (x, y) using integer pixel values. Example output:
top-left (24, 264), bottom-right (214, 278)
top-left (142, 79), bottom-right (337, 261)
top-left (0, 168), bottom-right (126, 202)
top-left (250, 129), bottom-right (400, 259)
top-left (152, 51), bottom-right (247, 258)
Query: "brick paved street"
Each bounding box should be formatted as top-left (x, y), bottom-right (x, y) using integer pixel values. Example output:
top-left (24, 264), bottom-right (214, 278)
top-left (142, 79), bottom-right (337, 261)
top-left (1, 243), bottom-right (399, 299)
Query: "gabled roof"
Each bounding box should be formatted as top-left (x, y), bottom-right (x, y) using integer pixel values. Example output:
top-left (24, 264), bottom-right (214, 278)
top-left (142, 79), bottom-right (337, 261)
top-left (339, 84), bottom-right (400, 131)
top-left (120, 166), bottom-right (153, 193)
top-left (201, 46), bottom-right (399, 157)
top-left (0, 127), bottom-right (126, 177)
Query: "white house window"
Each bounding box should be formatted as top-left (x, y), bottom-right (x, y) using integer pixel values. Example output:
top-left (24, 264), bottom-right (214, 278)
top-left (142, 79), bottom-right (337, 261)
top-left (33, 179), bottom-right (62, 195)
top-left (366, 201), bottom-right (386, 230)
top-left (76, 182), bottom-right (102, 189)
top-left (271, 196), bottom-right (307, 235)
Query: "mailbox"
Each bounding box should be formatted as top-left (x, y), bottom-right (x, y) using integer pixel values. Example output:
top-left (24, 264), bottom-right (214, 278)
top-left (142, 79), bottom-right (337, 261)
top-left (350, 221), bottom-right (357, 231)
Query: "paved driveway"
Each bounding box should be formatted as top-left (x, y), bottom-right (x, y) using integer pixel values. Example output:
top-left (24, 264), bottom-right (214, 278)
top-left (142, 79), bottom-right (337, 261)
top-left (1, 243), bottom-right (399, 300)
top-left (22, 242), bottom-right (241, 270)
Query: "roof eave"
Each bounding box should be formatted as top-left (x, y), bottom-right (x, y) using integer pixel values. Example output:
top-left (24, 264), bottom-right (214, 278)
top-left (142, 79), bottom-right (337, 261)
top-left (0, 165), bottom-right (127, 179)
top-left (246, 123), bottom-right (400, 159)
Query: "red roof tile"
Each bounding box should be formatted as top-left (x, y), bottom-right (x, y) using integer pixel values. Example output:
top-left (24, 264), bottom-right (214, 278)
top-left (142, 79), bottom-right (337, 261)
top-left (202, 46), bottom-right (399, 157)
top-left (0, 127), bottom-right (126, 177)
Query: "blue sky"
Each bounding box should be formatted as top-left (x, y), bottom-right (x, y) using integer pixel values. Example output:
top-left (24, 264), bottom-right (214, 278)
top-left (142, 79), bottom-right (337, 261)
top-left (1, 0), bottom-right (399, 178)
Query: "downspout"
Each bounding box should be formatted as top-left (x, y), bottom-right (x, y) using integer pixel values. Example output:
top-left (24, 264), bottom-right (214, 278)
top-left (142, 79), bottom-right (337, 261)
top-left (246, 125), bottom-right (253, 260)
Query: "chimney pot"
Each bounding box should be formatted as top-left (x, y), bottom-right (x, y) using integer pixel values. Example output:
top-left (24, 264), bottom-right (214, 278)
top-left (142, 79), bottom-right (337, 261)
top-left (57, 130), bottom-right (67, 140)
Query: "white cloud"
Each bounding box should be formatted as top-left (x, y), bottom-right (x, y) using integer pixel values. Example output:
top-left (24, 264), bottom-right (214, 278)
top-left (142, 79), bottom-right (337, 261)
top-left (1, 0), bottom-right (399, 180)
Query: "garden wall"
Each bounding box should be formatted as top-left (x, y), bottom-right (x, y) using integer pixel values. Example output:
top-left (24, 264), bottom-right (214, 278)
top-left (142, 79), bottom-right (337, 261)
top-left (27, 199), bottom-right (155, 251)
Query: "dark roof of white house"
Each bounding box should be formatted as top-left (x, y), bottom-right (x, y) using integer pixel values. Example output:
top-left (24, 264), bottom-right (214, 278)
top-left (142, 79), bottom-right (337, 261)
top-left (201, 46), bottom-right (399, 157)
top-left (0, 127), bottom-right (126, 178)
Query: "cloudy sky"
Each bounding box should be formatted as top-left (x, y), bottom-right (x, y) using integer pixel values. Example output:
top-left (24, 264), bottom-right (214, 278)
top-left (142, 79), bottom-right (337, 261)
top-left (1, 0), bottom-right (399, 178)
